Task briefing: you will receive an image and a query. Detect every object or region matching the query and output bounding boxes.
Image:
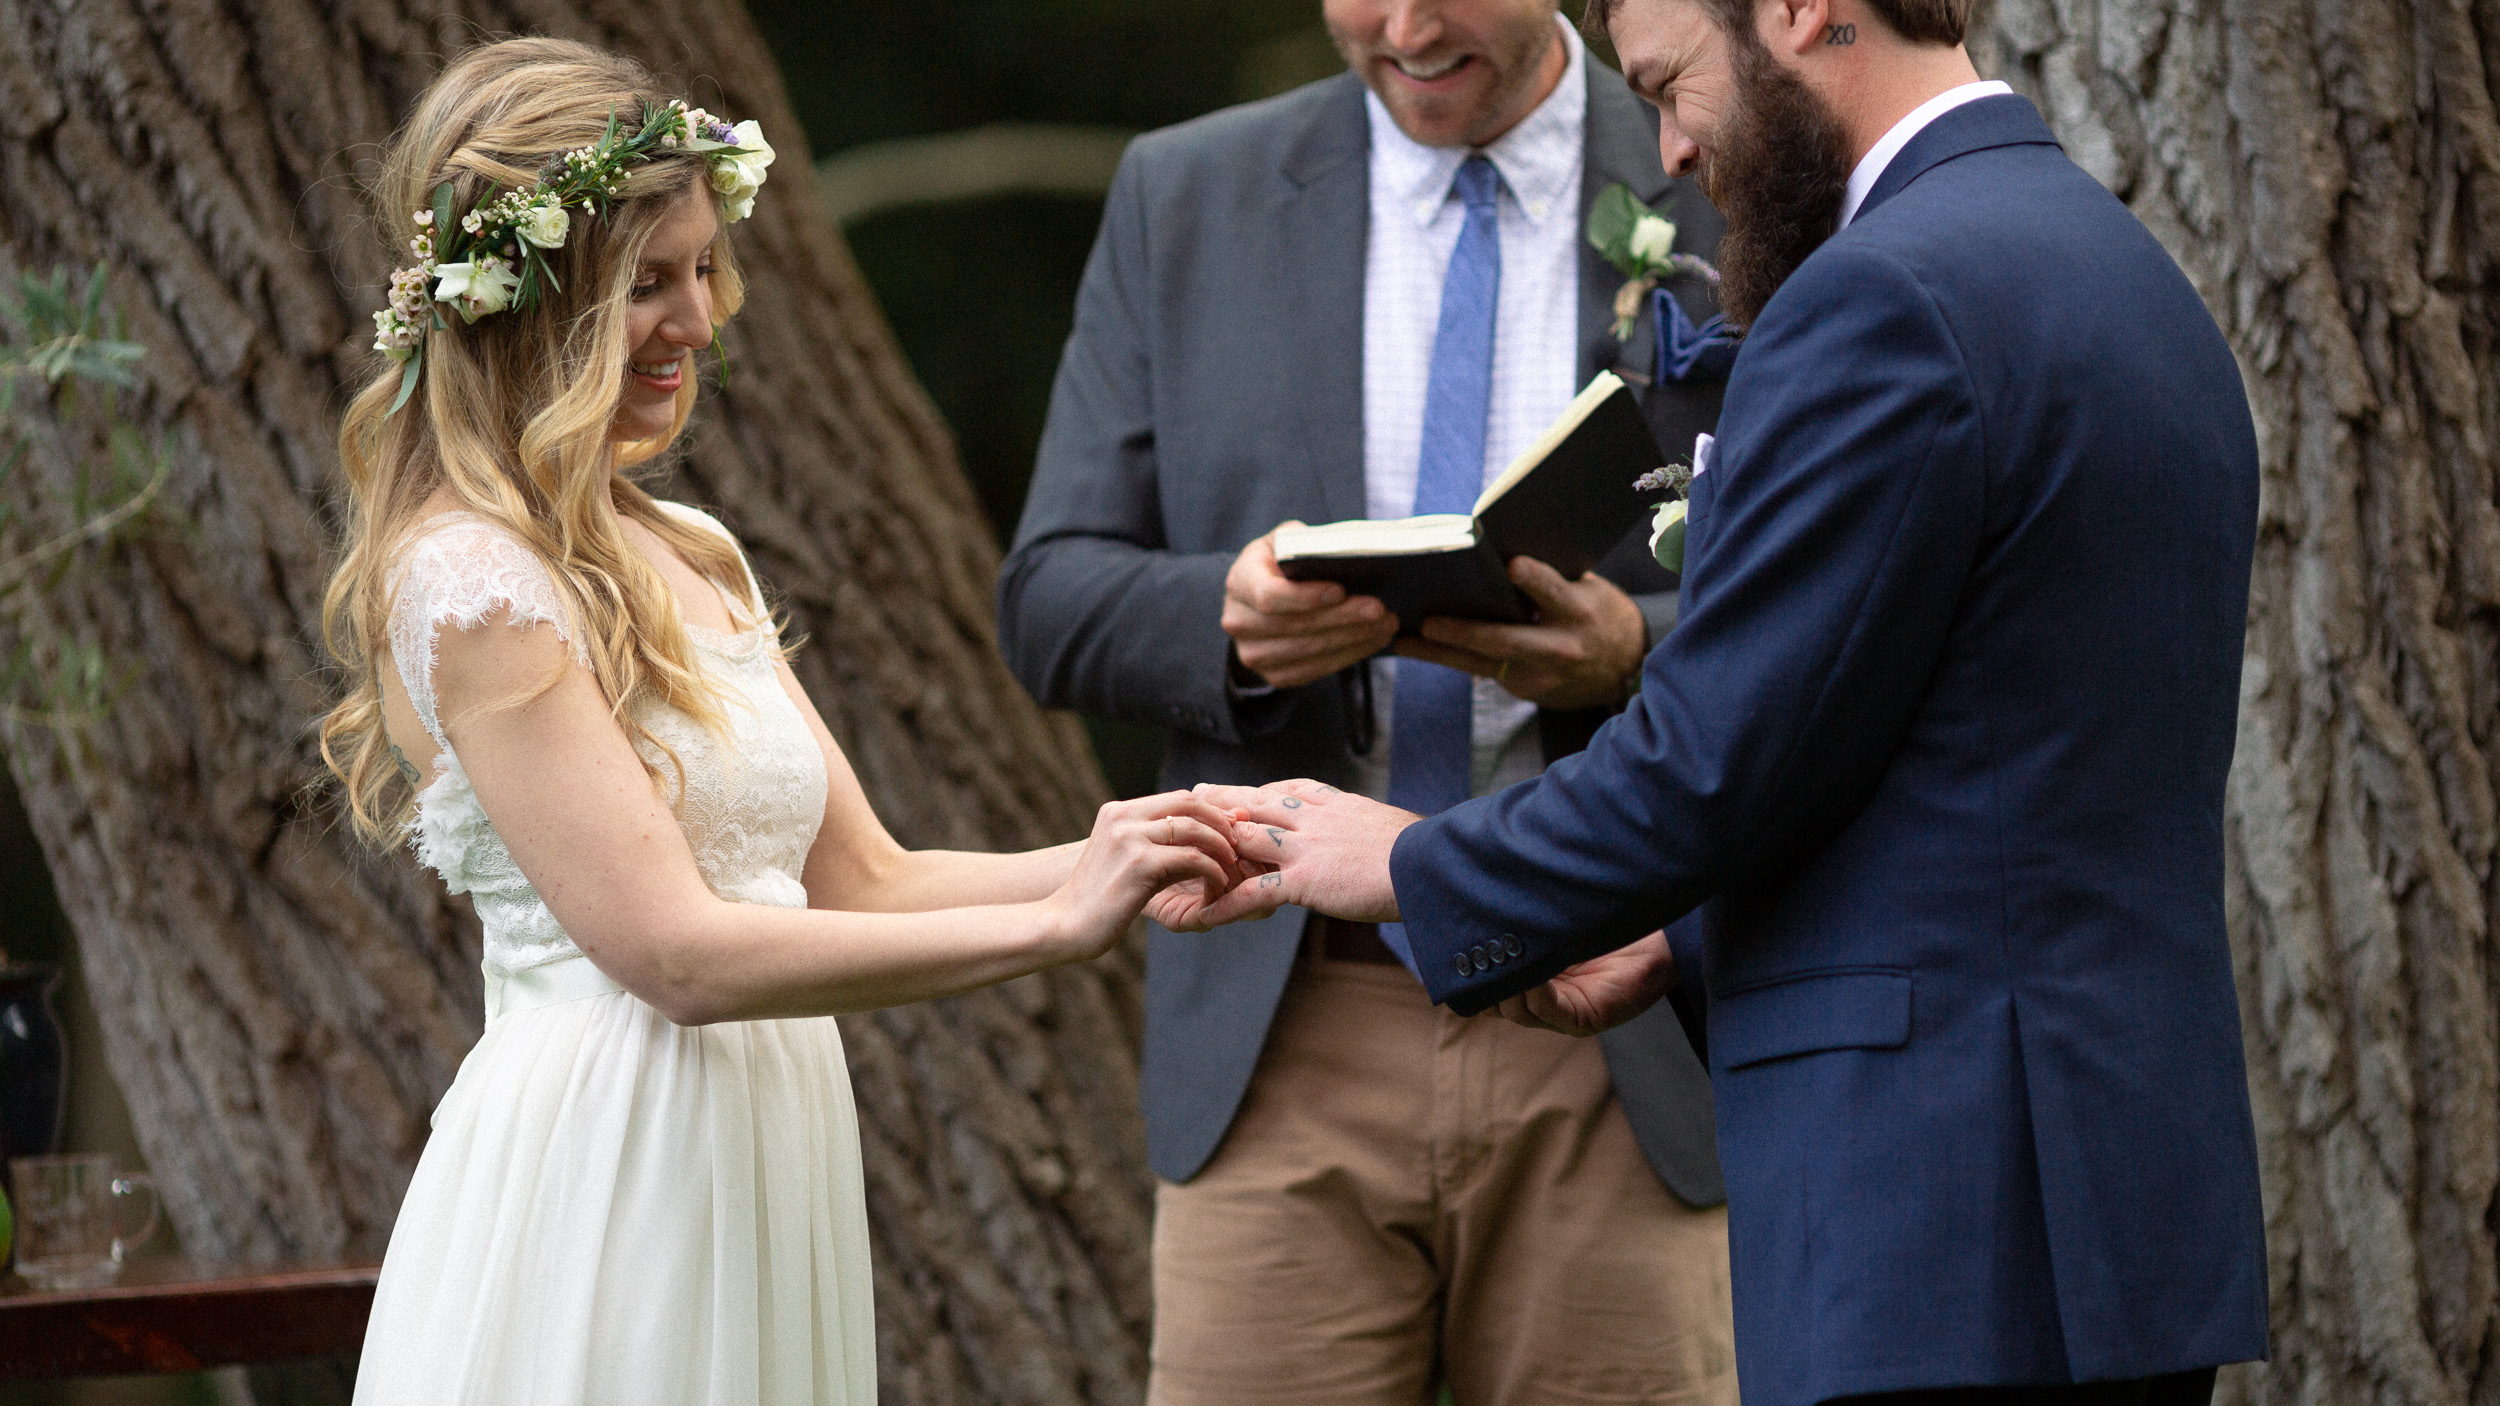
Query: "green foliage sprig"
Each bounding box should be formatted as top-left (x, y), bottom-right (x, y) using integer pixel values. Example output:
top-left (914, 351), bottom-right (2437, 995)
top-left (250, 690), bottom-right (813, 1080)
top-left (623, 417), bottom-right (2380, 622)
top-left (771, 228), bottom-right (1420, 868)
top-left (0, 268), bottom-right (172, 729)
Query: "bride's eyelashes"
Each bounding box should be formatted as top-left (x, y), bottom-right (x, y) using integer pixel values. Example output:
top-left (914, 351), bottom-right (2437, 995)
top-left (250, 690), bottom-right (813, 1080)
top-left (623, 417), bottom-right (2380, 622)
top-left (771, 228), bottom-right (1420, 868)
top-left (631, 260), bottom-right (716, 301)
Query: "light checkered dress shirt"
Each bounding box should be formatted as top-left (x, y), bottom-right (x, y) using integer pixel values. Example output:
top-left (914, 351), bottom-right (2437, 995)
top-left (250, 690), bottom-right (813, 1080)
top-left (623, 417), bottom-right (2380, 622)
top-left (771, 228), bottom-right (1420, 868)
top-left (1349, 19), bottom-right (1588, 805)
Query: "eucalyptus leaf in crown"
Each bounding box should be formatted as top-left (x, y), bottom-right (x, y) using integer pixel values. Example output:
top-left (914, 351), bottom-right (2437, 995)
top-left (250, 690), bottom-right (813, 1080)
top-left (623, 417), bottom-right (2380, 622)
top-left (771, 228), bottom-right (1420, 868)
top-left (372, 99), bottom-right (774, 415)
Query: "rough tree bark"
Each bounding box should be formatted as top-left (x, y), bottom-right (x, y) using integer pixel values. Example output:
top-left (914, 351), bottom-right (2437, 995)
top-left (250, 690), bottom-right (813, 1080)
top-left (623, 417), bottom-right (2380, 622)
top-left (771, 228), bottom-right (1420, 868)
top-left (1983, 3), bottom-right (2500, 1403)
top-left (0, 3), bottom-right (1153, 1401)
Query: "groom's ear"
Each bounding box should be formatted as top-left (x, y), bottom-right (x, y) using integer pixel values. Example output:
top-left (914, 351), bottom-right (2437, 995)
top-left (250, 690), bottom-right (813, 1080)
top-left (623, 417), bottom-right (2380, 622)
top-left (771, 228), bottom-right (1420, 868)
top-left (1761, 0), bottom-right (1834, 62)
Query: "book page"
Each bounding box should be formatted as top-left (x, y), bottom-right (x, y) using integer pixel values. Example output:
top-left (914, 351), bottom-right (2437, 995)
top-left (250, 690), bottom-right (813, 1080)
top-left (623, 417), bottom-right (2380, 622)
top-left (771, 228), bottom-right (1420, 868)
top-left (1274, 514), bottom-right (1478, 559)
top-left (1471, 370), bottom-right (1626, 516)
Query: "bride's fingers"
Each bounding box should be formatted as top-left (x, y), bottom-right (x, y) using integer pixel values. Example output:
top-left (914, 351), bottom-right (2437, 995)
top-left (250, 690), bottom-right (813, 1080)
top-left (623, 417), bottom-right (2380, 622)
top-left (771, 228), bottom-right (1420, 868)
top-left (1190, 868), bottom-right (1291, 926)
top-left (1230, 818), bottom-right (1291, 866)
top-left (1144, 815), bottom-right (1238, 870)
top-left (1131, 791), bottom-right (1249, 832)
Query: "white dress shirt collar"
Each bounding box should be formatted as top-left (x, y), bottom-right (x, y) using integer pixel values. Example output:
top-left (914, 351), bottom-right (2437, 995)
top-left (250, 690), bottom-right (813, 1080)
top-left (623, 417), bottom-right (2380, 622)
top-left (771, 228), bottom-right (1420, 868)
top-left (1838, 79), bottom-right (2012, 229)
top-left (1365, 17), bottom-right (1587, 229)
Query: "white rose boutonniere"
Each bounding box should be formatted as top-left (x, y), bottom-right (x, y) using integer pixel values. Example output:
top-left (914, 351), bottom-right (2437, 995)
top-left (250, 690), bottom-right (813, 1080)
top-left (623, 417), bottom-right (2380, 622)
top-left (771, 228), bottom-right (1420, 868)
top-left (1633, 461), bottom-right (1695, 573)
top-left (707, 121), bottom-right (776, 222)
top-left (1646, 499), bottom-right (1688, 574)
top-left (1627, 213), bottom-right (1677, 266)
top-left (1587, 183), bottom-right (1722, 342)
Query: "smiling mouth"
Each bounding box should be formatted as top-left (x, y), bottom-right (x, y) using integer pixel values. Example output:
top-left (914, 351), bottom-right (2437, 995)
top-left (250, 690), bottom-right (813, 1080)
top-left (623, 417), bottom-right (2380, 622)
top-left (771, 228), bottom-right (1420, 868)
top-left (1388, 52), bottom-right (1473, 83)
top-left (629, 356), bottom-right (684, 391)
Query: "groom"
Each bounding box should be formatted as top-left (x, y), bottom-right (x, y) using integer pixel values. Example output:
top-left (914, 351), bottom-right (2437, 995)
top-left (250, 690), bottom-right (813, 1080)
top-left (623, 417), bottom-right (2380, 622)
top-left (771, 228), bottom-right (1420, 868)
top-left (1189, 0), bottom-right (2271, 1403)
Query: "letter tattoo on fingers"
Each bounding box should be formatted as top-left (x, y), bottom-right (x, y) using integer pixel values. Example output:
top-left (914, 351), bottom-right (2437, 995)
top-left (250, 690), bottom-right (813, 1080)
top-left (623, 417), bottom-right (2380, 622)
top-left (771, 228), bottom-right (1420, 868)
top-left (1260, 873), bottom-right (1281, 889)
top-left (1282, 797), bottom-right (1303, 809)
top-left (1266, 827), bottom-right (1285, 848)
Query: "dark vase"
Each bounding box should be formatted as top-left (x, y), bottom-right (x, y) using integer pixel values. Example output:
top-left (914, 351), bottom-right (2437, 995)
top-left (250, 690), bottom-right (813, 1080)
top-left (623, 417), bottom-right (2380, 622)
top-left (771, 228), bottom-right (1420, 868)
top-left (0, 963), bottom-right (66, 1165)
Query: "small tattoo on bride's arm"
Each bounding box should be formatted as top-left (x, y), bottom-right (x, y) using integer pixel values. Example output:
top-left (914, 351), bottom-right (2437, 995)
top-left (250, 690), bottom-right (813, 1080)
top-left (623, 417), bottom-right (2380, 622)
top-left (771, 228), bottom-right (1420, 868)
top-left (390, 744), bottom-right (421, 785)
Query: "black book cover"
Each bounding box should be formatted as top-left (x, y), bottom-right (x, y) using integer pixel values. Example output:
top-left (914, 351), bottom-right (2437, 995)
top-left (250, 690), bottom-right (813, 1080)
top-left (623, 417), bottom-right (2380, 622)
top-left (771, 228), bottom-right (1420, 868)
top-left (1275, 376), bottom-right (1666, 628)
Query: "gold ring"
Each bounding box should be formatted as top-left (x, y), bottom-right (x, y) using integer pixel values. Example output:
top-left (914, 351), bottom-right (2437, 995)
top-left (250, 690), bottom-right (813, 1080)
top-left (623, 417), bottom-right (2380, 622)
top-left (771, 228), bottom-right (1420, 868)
top-left (1496, 660), bottom-right (1511, 684)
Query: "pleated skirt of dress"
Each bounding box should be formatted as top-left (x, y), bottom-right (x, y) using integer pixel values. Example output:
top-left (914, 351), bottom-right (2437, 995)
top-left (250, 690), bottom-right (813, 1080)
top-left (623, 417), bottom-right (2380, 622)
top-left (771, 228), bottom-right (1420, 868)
top-left (353, 986), bottom-right (877, 1405)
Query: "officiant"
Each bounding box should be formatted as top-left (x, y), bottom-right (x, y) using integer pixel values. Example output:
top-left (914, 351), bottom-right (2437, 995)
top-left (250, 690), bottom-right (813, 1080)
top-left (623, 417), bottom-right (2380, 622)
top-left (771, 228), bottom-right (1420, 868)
top-left (996, 1), bottom-right (1737, 1399)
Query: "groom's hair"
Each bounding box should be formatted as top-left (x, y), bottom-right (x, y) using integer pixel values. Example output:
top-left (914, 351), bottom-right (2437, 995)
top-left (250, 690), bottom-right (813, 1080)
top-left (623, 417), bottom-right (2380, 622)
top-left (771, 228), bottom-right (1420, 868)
top-left (1582, 0), bottom-right (1972, 46)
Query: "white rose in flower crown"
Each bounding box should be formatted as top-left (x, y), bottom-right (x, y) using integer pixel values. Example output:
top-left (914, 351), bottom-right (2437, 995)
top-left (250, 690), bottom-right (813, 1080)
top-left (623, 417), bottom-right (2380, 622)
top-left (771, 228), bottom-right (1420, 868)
top-left (516, 202), bottom-right (570, 251)
top-left (708, 120), bottom-right (776, 222)
top-left (433, 258), bottom-right (521, 322)
top-left (1628, 213), bottom-right (1678, 268)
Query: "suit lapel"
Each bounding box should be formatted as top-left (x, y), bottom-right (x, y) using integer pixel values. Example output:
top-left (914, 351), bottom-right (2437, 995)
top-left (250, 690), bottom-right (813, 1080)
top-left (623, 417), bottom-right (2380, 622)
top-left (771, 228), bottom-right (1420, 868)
top-left (1272, 76), bottom-right (1372, 525)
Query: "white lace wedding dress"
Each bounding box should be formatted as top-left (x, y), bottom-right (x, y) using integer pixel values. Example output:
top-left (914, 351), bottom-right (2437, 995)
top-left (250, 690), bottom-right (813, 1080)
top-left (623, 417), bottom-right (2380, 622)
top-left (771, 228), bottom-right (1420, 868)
top-left (353, 503), bottom-right (876, 1405)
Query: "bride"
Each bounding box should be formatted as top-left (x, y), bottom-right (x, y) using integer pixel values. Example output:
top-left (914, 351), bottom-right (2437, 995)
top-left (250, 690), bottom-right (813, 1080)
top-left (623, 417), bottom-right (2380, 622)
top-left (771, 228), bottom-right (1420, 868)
top-left (320, 38), bottom-right (1241, 1404)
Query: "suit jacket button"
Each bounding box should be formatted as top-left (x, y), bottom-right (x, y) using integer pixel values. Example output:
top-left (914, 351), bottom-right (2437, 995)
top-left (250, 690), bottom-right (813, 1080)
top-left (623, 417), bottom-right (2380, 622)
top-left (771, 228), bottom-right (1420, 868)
top-left (1455, 952), bottom-right (1474, 977)
top-left (1503, 935), bottom-right (1523, 957)
top-left (1469, 944), bottom-right (1488, 969)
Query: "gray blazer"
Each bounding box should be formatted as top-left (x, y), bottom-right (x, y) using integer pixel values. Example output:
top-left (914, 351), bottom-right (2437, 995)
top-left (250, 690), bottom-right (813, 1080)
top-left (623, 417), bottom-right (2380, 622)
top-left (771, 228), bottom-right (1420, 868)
top-left (997, 66), bottom-right (1728, 1205)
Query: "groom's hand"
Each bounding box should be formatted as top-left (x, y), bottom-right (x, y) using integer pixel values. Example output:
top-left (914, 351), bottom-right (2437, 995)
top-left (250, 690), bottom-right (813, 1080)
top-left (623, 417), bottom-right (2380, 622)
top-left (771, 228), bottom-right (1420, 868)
top-left (1398, 555), bottom-right (1645, 711)
top-left (1159, 780), bottom-right (1414, 929)
top-left (1491, 931), bottom-right (1677, 1037)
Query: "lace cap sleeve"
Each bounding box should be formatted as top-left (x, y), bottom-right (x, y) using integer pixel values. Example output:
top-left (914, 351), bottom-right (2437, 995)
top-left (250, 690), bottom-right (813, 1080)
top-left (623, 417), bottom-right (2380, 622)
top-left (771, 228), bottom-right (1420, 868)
top-left (387, 515), bottom-right (586, 749)
top-left (653, 501), bottom-right (775, 636)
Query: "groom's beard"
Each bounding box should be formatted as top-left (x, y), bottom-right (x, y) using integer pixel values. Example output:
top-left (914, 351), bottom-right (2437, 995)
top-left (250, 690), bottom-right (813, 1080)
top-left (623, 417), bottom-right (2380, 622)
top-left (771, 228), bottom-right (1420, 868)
top-left (1699, 37), bottom-right (1854, 331)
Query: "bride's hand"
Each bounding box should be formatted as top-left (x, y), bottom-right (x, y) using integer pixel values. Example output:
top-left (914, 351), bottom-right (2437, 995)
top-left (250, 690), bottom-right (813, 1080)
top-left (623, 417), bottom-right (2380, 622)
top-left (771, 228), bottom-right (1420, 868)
top-left (1044, 792), bottom-right (1246, 960)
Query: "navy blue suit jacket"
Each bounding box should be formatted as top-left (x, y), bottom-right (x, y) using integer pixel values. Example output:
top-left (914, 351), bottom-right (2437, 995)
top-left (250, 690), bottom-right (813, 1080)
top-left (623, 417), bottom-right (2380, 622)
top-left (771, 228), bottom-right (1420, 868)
top-left (1391, 97), bottom-right (2268, 1402)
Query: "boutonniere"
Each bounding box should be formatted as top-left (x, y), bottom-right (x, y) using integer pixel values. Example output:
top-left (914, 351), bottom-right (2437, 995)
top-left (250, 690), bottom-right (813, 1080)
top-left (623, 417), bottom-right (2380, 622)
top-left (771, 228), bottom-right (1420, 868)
top-left (1586, 183), bottom-right (1720, 341)
top-left (1633, 461), bottom-right (1694, 574)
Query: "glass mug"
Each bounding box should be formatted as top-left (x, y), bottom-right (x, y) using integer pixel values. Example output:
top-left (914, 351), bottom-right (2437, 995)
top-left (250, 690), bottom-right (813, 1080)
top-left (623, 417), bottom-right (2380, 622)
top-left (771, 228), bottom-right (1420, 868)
top-left (8, 1153), bottom-right (159, 1289)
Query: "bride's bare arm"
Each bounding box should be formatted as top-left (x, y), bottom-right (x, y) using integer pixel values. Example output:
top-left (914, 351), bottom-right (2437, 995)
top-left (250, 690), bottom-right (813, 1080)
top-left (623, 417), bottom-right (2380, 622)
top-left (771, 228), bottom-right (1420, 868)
top-left (431, 610), bottom-right (1238, 1025)
top-left (770, 660), bottom-right (1088, 912)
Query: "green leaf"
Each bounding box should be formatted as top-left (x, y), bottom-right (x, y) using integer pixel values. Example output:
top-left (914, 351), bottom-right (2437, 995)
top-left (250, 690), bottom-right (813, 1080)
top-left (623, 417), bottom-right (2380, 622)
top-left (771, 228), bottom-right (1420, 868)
top-left (533, 248), bottom-right (561, 295)
top-left (431, 181), bottom-right (458, 252)
top-left (388, 349), bottom-right (423, 416)
top-left (1585, 183), bottom-right (1646, 271)
top-left (80, 267), bottom-right (109, 334)
top-left (1651, 507), bottom-right (1687, 575)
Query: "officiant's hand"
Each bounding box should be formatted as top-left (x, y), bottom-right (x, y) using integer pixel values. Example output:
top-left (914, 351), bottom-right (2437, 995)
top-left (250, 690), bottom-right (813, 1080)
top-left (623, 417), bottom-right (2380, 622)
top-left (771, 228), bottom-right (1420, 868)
top-left (1399, 556), bottom-right (1645, 711)
top-left (1490, 931), bottom-right (1676, 1038)
top-left (1153, 780), bottom-right (1413, 929)
top-left (1223, 526), bottom-right (1401, 690)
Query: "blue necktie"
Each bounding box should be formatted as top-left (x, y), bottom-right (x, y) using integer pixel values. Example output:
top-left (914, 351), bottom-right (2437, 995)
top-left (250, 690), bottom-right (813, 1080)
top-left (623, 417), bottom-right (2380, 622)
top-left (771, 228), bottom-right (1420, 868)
top-left (1380, 155), bottom-right (1500, 977)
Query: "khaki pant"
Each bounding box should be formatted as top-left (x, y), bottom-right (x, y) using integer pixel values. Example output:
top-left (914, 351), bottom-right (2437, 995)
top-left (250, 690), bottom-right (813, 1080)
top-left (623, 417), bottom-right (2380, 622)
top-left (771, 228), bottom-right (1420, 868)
top-left (1149, 951), bottom-right (1737, 1406)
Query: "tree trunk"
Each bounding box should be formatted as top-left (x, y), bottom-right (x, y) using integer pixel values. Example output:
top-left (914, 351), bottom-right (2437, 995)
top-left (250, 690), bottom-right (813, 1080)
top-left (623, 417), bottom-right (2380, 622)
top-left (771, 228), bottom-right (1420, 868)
top-left (1982, 3), bottom-right (2500, 1403)
top-left (0, 4), bottom-right (1149, 1400)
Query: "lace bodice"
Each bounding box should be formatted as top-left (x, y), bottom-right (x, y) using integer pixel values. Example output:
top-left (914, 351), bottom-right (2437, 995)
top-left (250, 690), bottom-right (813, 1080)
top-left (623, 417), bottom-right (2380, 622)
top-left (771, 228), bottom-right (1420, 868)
top-left (387, 505), bottom-right (828, 980)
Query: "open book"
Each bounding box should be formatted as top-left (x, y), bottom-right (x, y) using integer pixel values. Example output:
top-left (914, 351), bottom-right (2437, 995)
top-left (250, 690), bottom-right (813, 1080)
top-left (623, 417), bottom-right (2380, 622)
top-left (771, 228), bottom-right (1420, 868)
top-left (1275, 371), bottom-right (1668, 625)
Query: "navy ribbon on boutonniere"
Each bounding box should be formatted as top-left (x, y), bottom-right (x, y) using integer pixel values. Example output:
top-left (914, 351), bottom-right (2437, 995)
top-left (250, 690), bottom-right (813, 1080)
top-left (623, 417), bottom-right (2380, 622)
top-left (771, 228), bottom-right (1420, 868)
top-left (1653, 288), bottom-right (1738, 383)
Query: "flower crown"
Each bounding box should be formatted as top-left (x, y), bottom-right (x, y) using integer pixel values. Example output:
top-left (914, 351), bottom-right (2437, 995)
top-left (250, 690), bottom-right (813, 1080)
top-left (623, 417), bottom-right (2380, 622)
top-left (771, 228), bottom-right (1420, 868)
top-left (373, 98), bottom-right (775, 414)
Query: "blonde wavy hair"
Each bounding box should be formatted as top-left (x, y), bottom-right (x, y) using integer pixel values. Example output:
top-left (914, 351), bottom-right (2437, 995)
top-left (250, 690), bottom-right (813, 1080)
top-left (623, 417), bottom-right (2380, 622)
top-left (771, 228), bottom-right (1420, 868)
top-left (321, 37), bottom-right (756, 841)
